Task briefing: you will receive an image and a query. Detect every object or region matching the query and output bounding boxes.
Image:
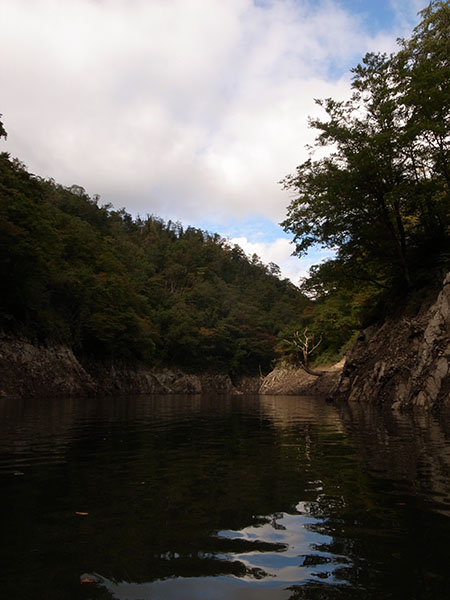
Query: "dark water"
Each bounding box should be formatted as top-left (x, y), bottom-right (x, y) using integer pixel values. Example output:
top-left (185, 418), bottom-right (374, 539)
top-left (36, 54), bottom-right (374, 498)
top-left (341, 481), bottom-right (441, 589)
top-left (1, 395), bottom-right (450, 600)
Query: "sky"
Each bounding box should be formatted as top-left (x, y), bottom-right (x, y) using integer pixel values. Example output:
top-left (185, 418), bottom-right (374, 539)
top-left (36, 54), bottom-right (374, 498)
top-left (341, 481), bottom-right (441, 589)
top-left (0, 0), bottom-right (424, 284)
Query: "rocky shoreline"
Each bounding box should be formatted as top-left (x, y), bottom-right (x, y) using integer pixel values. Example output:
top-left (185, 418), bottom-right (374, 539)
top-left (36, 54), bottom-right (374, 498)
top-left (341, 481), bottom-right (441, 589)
top-left (0, 335), bottom-right (341, 399)
top-left (259, 361), bottom-right (343, 397)
top-left (331, 273), bottom-right (450, 412)
top-left (0, 336), bottom-right (264, 398)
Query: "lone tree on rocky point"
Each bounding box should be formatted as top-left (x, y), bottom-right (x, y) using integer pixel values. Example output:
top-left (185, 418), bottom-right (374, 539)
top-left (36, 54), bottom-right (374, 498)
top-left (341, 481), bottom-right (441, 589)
top-left (284, 328), bottom-right (325, 376)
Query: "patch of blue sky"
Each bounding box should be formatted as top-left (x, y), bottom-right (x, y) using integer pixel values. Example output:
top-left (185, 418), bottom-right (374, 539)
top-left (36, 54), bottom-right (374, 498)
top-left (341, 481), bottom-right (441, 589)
top-left (336, 0), bottom-right (398, 31)
top-left (251, 1), bottom-right (419, 83)
top-left (197, 216), bottom-right (289, 244)
top-left (195, 214), bottom-right (335, 286)
top-left (309, 0), bottom-right (419, 32)
top-left (324, 1), bottom-right (421, 79)
top-left (255, 0), bottom-right (412, 32)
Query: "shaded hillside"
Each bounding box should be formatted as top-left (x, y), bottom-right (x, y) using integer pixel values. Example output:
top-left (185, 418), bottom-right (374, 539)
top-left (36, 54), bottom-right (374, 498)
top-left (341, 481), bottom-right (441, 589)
top-left (0, 151), bottom-right (309, 375)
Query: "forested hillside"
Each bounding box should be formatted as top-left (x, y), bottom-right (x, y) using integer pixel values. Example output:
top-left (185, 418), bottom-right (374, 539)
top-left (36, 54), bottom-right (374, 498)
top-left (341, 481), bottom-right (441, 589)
top-left (0, 144), bottom-right (308, 375)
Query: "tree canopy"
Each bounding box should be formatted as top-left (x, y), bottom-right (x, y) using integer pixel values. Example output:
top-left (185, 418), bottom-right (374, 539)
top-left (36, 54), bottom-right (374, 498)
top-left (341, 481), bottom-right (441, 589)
top-left (282, 1), bottom-right (450, 299)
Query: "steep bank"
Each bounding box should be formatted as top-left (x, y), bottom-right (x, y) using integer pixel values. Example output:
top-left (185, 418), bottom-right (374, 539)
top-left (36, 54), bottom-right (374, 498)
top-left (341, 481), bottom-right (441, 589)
top-left (0, 336), bottom-right (261, 398)
top-left (333, 273), bottom-right (450, 411)
top-left (0, 337), bottom-right (96, 398)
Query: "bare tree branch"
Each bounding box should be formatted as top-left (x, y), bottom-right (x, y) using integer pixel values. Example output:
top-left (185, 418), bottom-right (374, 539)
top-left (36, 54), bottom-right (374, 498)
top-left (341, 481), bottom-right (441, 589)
top-left (290, 328), bottom-right (325, 376)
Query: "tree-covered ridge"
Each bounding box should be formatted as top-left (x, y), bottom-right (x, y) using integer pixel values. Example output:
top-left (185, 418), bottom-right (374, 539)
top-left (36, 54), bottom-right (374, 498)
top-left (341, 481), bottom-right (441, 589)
top-left (0, 151), bottom-right (309, 374)
top-left (282, 0), bottom-right (450, 321)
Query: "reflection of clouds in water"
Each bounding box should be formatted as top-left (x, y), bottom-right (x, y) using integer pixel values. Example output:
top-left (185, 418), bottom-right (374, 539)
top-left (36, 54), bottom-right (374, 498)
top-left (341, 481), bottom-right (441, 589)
top-left (82, 503), bottom-right (350, 599)
top-left (216, 508), bottom-right (344, 583)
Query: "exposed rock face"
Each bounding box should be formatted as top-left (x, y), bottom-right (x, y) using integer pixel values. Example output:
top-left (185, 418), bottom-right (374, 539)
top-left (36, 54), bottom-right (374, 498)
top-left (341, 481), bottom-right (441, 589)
top-left (333, 273), bottom-right (450, 411)
top-left (87, 364), bottom-right (204, 395)
top-left (259, 362), bottom-right (343, 397)
top-left (0, 336), bottom-right (259, 398)
top-left (260, 366), bottom-right (316, 395)
top-left (0, 337), bottom-right (96, 398)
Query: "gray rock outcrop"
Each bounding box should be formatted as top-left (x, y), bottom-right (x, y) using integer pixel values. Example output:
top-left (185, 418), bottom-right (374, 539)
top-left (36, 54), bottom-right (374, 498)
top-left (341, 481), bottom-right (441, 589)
top-left (260, 362), bottom-right (343, 396)
top-left (0, 337), bottom-right (97, 398)
top-left (333, 272), bottom-right (450, 411)
top-left (0, 336), bottom-right (260, 398)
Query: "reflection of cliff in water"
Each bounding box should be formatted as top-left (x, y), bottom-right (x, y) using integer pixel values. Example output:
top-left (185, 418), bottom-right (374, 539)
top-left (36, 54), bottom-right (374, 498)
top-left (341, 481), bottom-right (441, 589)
top-left (258, 393), bottom-right (450, 519)
top-left (338, 403), bottom-right (450, 517)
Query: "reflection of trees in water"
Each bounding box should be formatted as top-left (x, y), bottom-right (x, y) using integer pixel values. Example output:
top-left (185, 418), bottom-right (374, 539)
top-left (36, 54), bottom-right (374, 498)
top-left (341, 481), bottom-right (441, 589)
top-left (288, 583), bottom-right (364, 599)
top-left (259, 400), bottom-right (450, 600)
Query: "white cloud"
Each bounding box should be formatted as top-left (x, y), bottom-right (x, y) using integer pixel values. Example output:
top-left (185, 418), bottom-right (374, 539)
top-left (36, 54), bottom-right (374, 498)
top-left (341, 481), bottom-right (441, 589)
top-left (389, 0), bottom-right (425, 29)
top-left (230, 236), bottom-right (333, 285)
top-left (0, 0), bottom-right (421, 279)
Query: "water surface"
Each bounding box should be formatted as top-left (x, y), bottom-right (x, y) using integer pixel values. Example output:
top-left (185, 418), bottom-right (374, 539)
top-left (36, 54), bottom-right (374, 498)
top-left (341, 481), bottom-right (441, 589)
top-left (1, 395), bottom-right (450, 599)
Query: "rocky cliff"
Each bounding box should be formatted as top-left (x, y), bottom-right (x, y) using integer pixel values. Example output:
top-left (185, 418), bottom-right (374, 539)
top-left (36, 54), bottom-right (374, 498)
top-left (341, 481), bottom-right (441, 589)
top-left (333, 273), bottom-right (450, 411)
top-left (0, 336), bottom-right (260, 398)
top-left (0, 338), bottom-right (96, 398)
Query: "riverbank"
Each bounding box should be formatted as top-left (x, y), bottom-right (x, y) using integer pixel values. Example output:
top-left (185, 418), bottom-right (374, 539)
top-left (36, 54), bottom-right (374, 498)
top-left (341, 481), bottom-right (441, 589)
top-left (0, 336), bottom-right (263, 398)
top-left (0, 334), bottom-right (342, 399)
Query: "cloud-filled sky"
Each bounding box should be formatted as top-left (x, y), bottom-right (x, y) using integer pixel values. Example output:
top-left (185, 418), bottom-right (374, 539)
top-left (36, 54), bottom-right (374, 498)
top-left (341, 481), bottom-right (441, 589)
top-left (1, 0), bottom-right (424, 283)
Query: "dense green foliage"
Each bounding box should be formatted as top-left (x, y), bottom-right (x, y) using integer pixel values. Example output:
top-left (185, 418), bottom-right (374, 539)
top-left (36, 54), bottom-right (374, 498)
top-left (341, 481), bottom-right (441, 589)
top-left (0, 150), bottom-right (308, 373)
top-left (280, 1), bottom-right (450, 360)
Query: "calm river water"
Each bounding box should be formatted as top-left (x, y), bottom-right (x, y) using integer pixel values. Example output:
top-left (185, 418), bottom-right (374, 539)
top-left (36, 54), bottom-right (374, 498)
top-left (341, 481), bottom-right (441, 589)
top-left (1, 395), bottom-right (450, 599)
